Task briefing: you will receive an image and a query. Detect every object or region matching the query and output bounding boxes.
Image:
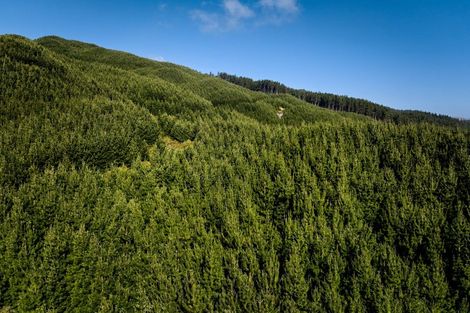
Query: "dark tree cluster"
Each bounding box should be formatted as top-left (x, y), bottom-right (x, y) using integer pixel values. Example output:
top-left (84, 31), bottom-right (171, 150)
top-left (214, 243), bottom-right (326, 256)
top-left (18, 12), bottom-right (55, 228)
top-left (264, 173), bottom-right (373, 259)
top-left (218, 72), bottom-right (469, 128)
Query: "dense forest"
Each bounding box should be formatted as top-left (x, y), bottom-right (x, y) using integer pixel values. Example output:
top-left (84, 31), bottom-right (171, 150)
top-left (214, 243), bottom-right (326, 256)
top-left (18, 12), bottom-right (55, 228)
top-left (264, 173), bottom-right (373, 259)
top-left (218, 72), bottom-right (470, 128)
top-left (0, 35), bottom-right (469, 312)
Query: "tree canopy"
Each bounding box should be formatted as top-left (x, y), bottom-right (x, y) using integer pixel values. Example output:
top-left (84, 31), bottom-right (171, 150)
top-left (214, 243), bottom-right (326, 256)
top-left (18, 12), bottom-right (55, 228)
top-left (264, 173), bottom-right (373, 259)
top-left (0, 35), bottom-right (469, 312)
top-left (218, 72), bottom-right (470, 128)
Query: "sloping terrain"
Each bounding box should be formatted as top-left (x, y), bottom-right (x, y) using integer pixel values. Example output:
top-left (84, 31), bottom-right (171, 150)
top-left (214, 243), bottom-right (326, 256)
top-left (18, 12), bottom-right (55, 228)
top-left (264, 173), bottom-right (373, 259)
top-left (218, 72), bottom-right (470, 128)
top-left (0, 35), bottom-right (469, 312)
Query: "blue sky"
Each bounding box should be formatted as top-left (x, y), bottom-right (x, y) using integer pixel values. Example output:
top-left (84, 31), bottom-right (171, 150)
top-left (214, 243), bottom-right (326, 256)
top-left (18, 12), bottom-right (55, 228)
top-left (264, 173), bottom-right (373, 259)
top-left (1, 0), bottom-right (469, 118)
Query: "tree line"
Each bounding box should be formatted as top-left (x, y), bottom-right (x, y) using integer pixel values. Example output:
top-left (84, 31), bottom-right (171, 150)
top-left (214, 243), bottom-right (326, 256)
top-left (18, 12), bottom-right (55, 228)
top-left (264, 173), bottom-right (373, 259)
top-left (218, 72), bottom-right (469, 128)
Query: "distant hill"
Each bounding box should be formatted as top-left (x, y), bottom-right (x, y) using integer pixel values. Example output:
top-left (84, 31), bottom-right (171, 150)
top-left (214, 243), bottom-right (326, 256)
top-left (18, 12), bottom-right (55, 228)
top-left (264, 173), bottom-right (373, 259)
top-left (1, 35), bottom-right (469, 312)
top-left (218, 72), bottom-right (469, 128)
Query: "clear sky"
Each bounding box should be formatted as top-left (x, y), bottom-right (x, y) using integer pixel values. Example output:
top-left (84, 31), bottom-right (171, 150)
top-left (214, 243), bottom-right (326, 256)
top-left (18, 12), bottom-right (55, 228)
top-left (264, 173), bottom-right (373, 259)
top-left (1, 0), bottom-right (469, 118)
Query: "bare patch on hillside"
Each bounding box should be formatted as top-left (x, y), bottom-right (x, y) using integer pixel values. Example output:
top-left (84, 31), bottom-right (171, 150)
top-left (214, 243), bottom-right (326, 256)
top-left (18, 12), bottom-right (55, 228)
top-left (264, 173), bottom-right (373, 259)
top-left (162, 136), bottom-right (193, 150)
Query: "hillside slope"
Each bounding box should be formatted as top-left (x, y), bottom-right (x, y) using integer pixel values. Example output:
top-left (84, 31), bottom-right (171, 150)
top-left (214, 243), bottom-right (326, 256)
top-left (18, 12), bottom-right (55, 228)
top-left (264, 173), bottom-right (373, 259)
top-left (1, 35), bottom-right (469, 312)
top-left (218, 72), bottom-right (470, 128)
top-left (35, 35), bottom-right (368, 125)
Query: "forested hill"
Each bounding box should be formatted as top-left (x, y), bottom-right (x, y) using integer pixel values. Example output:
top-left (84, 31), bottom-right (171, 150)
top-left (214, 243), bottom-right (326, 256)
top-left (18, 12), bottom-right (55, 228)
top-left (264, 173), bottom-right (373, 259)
top-left (1, 34), bottom-right (469, 312)
top-left (218, 72), bottom-right (469, 128)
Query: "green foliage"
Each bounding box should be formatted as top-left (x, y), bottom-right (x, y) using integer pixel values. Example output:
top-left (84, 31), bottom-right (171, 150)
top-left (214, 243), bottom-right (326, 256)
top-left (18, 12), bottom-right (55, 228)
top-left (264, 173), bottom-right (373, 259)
top-left (1, 35), bottom-right (469, 312)
top-left (218, 72), bottom-right (470, 128)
